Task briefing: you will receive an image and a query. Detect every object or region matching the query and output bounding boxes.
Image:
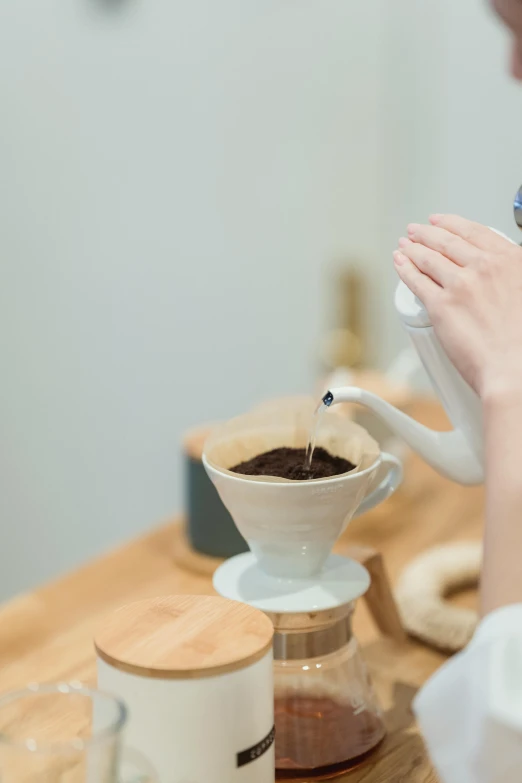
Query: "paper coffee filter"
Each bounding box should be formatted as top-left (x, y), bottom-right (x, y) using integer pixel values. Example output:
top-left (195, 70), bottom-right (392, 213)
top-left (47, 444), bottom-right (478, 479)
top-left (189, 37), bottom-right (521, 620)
top-left (252, 395), bottom-right (316, 414)
top-left (204, 398), bottom-right (380, 483)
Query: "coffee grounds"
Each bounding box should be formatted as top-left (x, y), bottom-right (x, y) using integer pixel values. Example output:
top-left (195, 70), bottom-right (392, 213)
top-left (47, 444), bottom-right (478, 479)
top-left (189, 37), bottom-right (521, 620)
top-left (230, 447), bottom-right (355, 481)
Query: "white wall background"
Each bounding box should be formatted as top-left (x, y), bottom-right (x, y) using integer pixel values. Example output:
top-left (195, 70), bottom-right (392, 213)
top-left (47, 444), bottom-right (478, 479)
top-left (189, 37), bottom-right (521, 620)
top-left (0, 0), bottom-right (520, 600)
top-left (0, 0), bottom-right (392, 599)
top-left (387, 0), bottom-right (522, 234)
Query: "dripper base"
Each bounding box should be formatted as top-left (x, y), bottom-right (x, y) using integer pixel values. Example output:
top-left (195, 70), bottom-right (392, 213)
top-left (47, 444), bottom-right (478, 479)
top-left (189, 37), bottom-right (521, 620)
top-left (213, 553), bottom-right (370, 614)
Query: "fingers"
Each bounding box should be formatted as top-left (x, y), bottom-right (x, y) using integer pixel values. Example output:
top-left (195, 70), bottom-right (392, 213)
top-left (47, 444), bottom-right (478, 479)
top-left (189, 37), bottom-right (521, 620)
top-left (393, 251), bottom-right (440, 311)
top-left (429, 214), bottom-right (511, 252)
top-left (398, 238), bottom-right (458, 288)
top-left (491, 0), bottom-right (522, 31)
top-left (405, 224), bottom-right (480, 268)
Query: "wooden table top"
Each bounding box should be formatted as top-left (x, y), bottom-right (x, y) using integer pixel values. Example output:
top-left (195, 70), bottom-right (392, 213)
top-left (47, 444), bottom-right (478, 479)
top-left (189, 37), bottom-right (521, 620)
top-left (0, 402), bottom-right (483, 782)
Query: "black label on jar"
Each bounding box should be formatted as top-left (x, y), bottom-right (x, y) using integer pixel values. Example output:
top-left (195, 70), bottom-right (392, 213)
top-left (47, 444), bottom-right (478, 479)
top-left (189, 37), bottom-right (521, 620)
top-left (236, 726), bottom-right (275, 768)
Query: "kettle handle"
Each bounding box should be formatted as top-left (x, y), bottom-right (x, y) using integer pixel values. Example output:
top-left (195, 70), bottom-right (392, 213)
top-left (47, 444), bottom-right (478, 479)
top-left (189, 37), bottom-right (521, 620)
top-left (355, 452), bottom-right (403, 517)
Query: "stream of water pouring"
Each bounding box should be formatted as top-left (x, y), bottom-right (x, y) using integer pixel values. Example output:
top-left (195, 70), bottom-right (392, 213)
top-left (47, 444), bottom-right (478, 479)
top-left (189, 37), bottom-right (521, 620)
top-left (304, 401), bottom-right (327, 471)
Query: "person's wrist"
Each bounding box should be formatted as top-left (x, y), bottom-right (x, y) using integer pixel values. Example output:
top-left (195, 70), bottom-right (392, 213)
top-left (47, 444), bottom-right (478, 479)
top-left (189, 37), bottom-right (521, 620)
top-left (480, 371), bottom-right (522, 411)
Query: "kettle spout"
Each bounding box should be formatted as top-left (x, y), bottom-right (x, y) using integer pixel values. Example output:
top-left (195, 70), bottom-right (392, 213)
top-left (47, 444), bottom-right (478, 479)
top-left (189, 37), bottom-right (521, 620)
top-left (324, 387), bottom-right (484, 486)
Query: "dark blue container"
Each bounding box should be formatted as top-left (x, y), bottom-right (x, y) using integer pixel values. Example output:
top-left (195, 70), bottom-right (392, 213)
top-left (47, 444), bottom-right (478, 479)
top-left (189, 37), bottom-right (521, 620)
top-left (184, 427), bottom-right (248, 559)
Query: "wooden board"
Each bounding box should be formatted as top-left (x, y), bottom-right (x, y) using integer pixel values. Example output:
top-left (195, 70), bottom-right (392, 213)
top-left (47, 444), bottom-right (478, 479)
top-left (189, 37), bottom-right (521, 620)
top-left (0, 401), bottom-right (484, 782)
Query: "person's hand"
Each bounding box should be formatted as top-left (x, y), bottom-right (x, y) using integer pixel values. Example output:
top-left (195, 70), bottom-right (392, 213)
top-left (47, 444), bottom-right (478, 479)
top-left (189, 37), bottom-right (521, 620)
top-left (492, 0), bottom-right (522, 79)
top-left (393, 214), bottom-right (522, 400)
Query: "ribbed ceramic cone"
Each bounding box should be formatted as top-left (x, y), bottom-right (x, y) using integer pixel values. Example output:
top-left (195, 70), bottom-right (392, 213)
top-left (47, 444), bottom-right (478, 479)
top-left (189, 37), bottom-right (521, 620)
top-left (203, 399), bottom-right (381, 578)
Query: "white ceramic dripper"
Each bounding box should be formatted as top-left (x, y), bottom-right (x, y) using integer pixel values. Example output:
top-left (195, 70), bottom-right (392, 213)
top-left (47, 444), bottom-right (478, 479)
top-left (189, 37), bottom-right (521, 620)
top-left (203, 401), bottom-right (402, 579)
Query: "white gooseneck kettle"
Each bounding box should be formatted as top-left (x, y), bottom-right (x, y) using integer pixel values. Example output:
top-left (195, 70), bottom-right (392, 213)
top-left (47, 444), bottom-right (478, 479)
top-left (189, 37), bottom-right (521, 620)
top-left (323, 281), bottom-right (484, 485)
top-left (324, 199), bottom-right (522, 486)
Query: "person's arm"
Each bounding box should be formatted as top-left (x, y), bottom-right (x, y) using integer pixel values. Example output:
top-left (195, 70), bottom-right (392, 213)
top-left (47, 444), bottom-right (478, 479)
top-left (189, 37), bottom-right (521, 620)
top-left (482, 385), bottom-right (522, 615)
top-left (393, 216), bottom-right (522, 783)
top-left (393, 214), bottom-right (522, 615)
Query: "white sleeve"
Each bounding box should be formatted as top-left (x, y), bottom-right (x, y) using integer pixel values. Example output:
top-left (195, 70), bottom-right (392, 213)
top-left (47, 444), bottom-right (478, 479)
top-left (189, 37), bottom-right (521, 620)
top-left (414, 604), bottom-right (522, 783)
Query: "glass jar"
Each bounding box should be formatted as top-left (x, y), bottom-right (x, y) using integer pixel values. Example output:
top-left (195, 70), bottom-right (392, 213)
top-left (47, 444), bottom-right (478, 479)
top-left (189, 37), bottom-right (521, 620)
top-left (271, 602), bottom-right (385, 779)
top-left (0, 683), bottom-right (157, 782)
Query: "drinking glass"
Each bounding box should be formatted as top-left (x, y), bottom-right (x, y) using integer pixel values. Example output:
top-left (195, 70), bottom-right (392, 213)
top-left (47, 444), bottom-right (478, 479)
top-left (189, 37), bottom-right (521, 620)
top-left (0, 683), bottom-right (156, 782)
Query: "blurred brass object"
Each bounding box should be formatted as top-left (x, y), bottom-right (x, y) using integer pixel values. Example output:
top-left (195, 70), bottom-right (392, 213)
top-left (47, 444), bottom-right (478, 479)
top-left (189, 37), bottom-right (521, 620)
top-left (339, 268), bottom-right (362, 336)
top-left (321, 328), bottom-right (362, 370)
top-left (321, 266), bottom-right (365, 370)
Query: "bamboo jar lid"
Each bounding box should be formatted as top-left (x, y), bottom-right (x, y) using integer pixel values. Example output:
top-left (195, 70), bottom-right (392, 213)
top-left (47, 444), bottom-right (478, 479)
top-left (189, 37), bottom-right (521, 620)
top-left (94, 595), bottom-right (274, 680)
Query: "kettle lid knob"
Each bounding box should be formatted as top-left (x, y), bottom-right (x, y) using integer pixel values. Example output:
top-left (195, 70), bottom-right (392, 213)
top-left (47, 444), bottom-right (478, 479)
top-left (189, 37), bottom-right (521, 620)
top-left (394, 280), bottom-right (431, 328)
top-left (515, 185), bottom-right (522, 232)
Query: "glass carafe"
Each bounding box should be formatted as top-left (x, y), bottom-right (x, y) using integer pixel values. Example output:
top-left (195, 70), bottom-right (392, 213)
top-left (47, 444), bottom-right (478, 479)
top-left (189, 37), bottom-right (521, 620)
top-left (271, 602), bottom-right (385, 780)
